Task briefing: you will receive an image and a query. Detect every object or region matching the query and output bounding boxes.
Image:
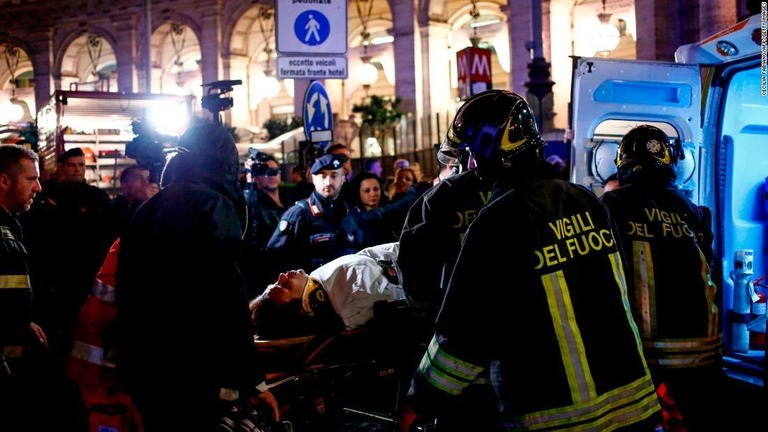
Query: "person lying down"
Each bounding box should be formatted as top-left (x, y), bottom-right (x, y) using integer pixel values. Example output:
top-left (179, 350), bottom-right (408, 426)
top-left (249, 242), bottom-right (405, 339)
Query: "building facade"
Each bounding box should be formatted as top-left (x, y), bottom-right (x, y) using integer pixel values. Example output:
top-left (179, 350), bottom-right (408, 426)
top-left (0, 0), bottom-right (749, 163)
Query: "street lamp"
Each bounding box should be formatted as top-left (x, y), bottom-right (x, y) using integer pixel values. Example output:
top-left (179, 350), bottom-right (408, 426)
top-left (590, 0), bottom-right (620, 56)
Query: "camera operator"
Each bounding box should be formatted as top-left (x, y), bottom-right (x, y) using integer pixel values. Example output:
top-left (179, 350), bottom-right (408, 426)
top-left (243, 150), bottom-right (291, 298)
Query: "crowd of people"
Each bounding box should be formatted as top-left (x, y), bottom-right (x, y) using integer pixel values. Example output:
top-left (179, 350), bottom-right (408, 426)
top-left (0, 89), bottom-right (723, 432)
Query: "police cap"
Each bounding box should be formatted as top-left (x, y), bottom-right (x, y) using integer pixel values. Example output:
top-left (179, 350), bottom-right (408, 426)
top-left (310, 153), bottom-right (348, 175)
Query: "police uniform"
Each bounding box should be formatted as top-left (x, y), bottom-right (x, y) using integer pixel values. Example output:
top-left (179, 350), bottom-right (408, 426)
top-left (408, 178), bottom-right (661, 430)
top-left (266, 154), bottom-right (357, 273)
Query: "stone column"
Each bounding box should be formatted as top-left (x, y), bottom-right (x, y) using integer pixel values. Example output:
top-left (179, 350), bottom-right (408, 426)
top-left (389, 0), bottom-right (421, 151)
top-left (420, 22), bottom-right (452, 146)
top-left (198, 2), bottom-right (224, 88)
top-left (228, 54), bottom-right (250, 128)
top-left (505, 0), bottom-right (533, 96)
top-left (27, 30), bottom-right (55, 113)
top-left (635, 0), bottom-right (681, 61)
top-left (293, 79), bottom-right (311, 120)
top-left (112, 13), bottom-right (138, 94)
top-left (699, 0), bottom-right (737, 41)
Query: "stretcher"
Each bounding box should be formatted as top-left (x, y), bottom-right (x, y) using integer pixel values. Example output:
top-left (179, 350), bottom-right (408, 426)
top-left (252, 300), bottom-right (427, 431)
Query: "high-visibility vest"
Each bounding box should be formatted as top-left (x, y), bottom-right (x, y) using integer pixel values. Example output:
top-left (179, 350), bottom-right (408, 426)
top-left (66, 239), bottom-right (120, 390)
top-left (65, 239), bottom-right (145, 432)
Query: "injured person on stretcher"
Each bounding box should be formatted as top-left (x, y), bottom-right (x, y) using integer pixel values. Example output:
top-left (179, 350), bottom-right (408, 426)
top-left (249, 242), bottom-right (405, 339)
top-left (249, 243), bottom-right (423, 430)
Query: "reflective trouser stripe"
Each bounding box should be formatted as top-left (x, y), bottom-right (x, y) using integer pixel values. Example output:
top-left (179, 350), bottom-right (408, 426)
top-left (0, 275), bottom-right (31, 289)
top-left (91, 278), bottom-right (115, 304)
top-left (644, 335), bottom-right (722, 368)
top-left (70, 340), bottom-right (115, 368)
top-left (418, 335), bottom-right (483, 395)
top-left (500, 375), bottom-right (660, 431)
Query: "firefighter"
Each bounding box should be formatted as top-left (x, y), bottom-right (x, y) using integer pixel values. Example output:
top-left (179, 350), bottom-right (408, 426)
top-left (0, 145), bottom-right (49, 429)
top-left (600, 125), bottom-right (723, 431)
top-left (403, 90), bottom-right (662, 431)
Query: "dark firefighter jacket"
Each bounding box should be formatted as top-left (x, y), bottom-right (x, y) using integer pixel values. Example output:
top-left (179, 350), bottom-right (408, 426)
top-left (115, 136), bottom-right (265, 401)
top-left (398, 170), bottom-right (493, 321)
top-left (600, 177), bottom-right (720, 370)
top-left (0, 209), bottom-right (34, 347)
top-left (408, 178), bottom-right (660, 431)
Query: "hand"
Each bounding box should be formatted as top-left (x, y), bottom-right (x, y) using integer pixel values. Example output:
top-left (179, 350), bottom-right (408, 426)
top-left (145, 182), bottom-right (160, 198)
top-left (29, 322), bottom-right (47, 348)
top-left (249, 390), bottom-right (280, 422)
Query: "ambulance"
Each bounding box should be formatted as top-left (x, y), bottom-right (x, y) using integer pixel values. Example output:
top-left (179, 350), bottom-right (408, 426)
top-left (569, 12), bottom-right (767, 386)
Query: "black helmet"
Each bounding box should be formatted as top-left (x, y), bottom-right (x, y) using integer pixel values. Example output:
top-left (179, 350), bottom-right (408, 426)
top-left (438, 90), bottom-right (545, 173)
top-left (616, 125), bottom-right (677, 183)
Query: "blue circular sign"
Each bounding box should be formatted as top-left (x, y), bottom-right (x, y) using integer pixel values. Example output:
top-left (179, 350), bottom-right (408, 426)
top-left (303, 81), bottom-right (333, 148)
top-left (294, 10), bottom-right (330, 46)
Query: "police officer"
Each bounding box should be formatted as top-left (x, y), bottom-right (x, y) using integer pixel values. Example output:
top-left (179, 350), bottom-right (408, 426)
top-left (266, 153), bottom-right (357, 273)
top-left (404, 90), bottom-right (661, 431)
top-left (0, 144), bottom-right (49, 428)
top-left (600, 125), bottom-right (722, 431)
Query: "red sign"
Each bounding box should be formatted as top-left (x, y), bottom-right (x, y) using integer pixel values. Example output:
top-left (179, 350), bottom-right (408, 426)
top-left (457, 47), bottom-right (493, 101)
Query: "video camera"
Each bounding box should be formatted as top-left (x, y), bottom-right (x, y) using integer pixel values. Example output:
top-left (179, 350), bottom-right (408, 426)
top-left (201, 79), bottom-right (242, 123)
top-left (127, 118), bottom-right (179, 183)
top-left (246, 148), bottom-right (280, 177)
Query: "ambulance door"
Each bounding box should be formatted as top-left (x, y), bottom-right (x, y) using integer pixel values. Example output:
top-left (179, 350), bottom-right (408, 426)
top-left (705, 57), bottom-right (768, 382)
top-left (569, 57), bottom-right (701, 197)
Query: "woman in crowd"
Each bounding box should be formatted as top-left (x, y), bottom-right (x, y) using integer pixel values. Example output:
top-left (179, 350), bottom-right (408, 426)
top-left (349, 171), bottom-right (397, 248)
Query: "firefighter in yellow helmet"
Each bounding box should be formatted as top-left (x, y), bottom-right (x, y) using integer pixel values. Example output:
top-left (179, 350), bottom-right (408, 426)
top-left (402, 90), bottom-right (662, 431)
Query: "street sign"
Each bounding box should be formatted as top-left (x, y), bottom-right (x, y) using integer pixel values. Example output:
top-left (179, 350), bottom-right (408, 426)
top-left (276, 0), bottom-right (347, 55)
top-left (303, 81), bottom-right (333, 149)
top-left (457, 47), bottom-right (493, 101)
top-left (276, 55), bottom-right (348, 79)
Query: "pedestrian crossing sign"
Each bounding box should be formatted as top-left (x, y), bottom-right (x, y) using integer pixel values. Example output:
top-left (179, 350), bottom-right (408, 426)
top-left (276, 0), bottom-right (347, 55)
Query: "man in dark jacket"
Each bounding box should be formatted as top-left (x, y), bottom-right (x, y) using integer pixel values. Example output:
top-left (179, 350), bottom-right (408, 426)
top-left (600, 125), bottom-right (722, 431)
top-left (115, 122), bottom-right (278, 431)
top-left (243, 152), bottom-right (290, 297)
top-left (21, 146), bottom-right (111, 366)
top-left (101, 164), bottom-right (156, 244)
top-left (0, 144), bottom-right (50, 428)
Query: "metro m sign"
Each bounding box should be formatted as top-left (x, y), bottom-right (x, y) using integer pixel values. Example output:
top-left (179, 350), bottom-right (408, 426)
top-left (457, 46), bottom-right (492, 101)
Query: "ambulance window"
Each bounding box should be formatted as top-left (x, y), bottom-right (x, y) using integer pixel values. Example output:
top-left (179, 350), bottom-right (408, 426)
top-left (592, 119), bottom-right (679, 141)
